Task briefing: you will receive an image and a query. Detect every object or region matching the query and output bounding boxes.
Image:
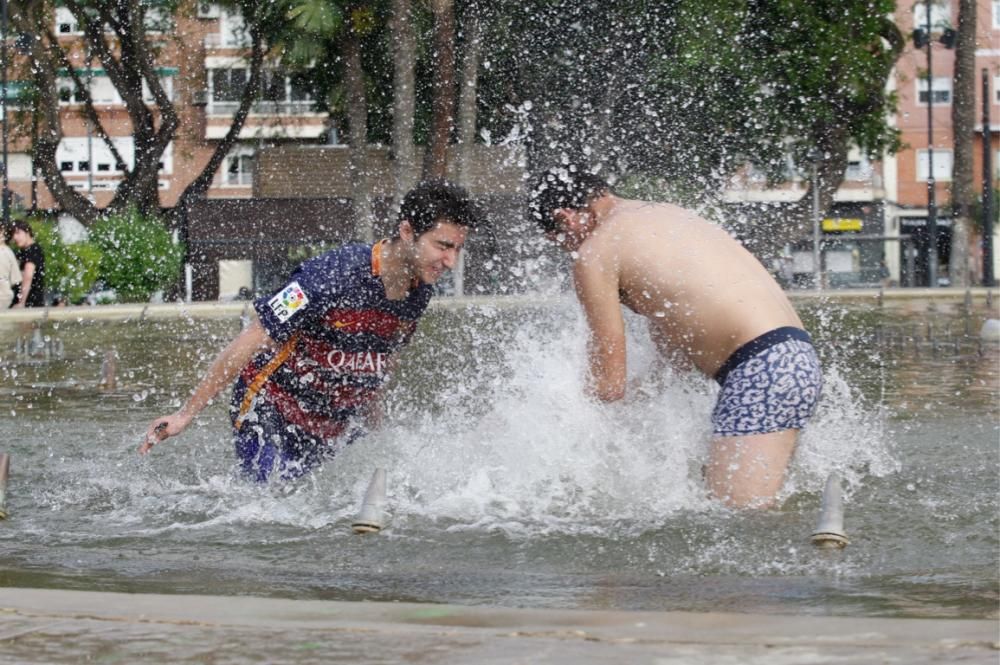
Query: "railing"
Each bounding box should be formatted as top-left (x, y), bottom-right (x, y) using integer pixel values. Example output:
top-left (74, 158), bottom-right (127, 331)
top-left (204, 33), bottom-right (250, 49)
top-left (222, 172), bottom-right (253, 187)
top-left (206, 100), bottom-right (317, 116)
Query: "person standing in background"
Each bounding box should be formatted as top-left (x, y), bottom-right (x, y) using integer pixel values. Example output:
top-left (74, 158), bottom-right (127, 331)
top-left (0, 225), bottom-right (21, 308)
top-left (11, 220), bottom-right (45, 308)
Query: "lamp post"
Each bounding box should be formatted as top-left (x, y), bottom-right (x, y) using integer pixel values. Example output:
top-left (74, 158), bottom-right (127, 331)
top-left (925, 23), bottom-right (939, 288)
top-left (913, 1), bottom-right (957, 288)
top-left (2, 0), bottom-right (9, 231)
top-left (983, 68), bottom-right (996, 287)
top-left (923, 2), bottom-right (939, 288)
top-left (811, 155), bottom-right (822, 290)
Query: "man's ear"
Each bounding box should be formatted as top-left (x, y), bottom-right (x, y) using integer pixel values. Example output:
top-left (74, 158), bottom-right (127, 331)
top-left (553, 208), bottom-right (573, 231)
top-left (557, 208), bottom-right (584, 232)
top-left (398, 220), bottom-right (415, 242)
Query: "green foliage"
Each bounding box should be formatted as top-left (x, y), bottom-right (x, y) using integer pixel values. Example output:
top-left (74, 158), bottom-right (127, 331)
top-left (479, 0), bottom-right (903, 206)
top-left (22, 218), bottom-right (103, 305)
top-left (287, 0), bottom-right (344, 34)
top-left (89, 208), bottom-right (184, 302)
top-left (969, 189), bottom-right (1000, 233)
top-left (287, 242), bottom-right (337, 264)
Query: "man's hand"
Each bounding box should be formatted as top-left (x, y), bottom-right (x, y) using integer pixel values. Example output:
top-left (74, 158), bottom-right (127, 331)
top-left (139, 414), bottom-right (190, 455)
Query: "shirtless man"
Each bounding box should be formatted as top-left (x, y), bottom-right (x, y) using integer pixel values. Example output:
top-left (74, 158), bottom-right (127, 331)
top-left (529, 166), bottom-right (822, 508)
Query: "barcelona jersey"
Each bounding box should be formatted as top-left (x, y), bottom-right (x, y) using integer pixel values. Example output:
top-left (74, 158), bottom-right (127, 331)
top-left (231, 242), bottom-right (432, 441)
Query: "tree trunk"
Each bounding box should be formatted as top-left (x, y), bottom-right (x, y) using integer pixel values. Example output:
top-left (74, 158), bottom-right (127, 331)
top-left (455, 12), bottom-right (481, 189)
top-left (390, 0), bottom-right (417, 207)
top-left (424, 0), bottom-right (455, 180)
top-left (949, 0), bottom-right (977, 287)
top-left (783, 126), bottom-right (850, 258)
top-left (343, 33), bottom-right (373, 241)
top-left (66, 0), bottom-right (170, 217)
top-left (12, 2), bottom-right (99, 224)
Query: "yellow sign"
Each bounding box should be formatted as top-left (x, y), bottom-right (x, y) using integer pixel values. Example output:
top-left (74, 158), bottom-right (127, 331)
top-left (822, 218), bottom-right (863, 232)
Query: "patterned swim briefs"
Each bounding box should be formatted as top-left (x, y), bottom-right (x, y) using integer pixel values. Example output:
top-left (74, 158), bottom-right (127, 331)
top-left (710, 327), bottom-right (823, 437)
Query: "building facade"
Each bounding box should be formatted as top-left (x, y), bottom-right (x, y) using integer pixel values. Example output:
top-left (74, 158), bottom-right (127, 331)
top-left (883, 0), bottom-right (1000, 286)
top-left (3, 2), bottom-right (999, 298)
top-left (4, 2), bottom-right (328, 214)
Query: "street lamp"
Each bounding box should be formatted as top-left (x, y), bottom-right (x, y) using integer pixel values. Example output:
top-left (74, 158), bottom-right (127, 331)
top-left (810, 151), bottom-right (822, 290)
top-left (983, 68), bottom-right (996, 287)
top-left (2, 0), bottom-right (9, 231)
top-left (912, 2), bottom-right (956, 288)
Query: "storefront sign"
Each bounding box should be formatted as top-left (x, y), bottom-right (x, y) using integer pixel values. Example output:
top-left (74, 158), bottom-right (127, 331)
top-left (822, 218), bottom-right (863, 232)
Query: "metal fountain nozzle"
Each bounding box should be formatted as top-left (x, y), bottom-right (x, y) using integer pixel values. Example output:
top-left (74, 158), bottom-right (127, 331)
top-left (351, 467), bottom-right (387, 534)
top-left (0, 453), bottom-right (10, 520)
top-left (810, 472), bottom-right (849, 549)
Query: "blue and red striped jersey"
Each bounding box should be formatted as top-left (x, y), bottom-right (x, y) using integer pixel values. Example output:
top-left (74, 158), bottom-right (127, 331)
top-left (232, 242), bottom-right (433, 439)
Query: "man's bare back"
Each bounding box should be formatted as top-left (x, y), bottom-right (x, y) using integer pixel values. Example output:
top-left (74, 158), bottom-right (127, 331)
top-left (580, 198), bottom-right (803, 377)
top-left (531, 166), bottom-right (823, 507)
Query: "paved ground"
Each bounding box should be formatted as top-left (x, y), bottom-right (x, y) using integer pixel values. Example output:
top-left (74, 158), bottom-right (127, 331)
top-left (0, 588), bottom-right (996, 664)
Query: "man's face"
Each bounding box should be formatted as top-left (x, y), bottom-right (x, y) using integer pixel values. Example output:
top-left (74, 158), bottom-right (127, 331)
top-left (544, 208), bottom-right (589, 253)
top-left (402, 220), bottom-right (468, 285)
top-left (11, 228), bottom-right (30, 249)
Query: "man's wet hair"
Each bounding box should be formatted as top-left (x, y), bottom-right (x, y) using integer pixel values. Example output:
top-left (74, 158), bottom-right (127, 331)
top-left (397, 180), bottom-right (482, 237)
top-left (529, 166), bottom-right (610, 233)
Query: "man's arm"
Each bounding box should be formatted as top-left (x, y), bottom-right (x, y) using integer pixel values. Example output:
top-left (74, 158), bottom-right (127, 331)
top-left (360, 355), bottom-right (400, 431)
top-left (13, 262), bottom-right (34, 308)
top-left (140, 319), bottom-right (275, 454)
top-left (573, 257), bottom-right (627, 402)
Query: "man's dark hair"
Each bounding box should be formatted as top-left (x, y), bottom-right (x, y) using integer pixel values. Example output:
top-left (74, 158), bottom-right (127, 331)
top-left (529, 166), bottom-right (610, 233)
top-left (397, 180), bottom-right (482, 237)
top-left (11, 220), bottom-right (34, 238)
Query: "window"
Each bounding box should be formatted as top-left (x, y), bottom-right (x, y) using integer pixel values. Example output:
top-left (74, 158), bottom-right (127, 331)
top-left (209, 68), bottom-right (313, 109)
top-left (844, 152), bottom-right (874, 181)
top-left (54, 6), bottom-right (111, 35)
top-left (916, 149), bottom-right (953, 181)
top-left (914, 1), bottom-right (951, 30)
top-left (57, 138), bottom-right (132, 175)
top-left (56, 138), bottom-right (173, 175)
top-left (211, 68), bottom-right (247, 102)
top-left (994, 76), bottom-right (1000, 105)
top-left (261, 71), bottom-right (286, 102)
top-left (55, 7), bottom-right (81, 34)
top-left (197, 2), bottom-right (222, 19)
top-left (58, 73), bottom-right (174, 106)
top-left (223, 147), bottom-right (255, 186)
top-left (917, 77), bottom-right (952, 105)
top-left (143, 5), bottom-right (173, 33)
top-left (156, 142), bottom-right (174, 175)
top-left (142, 77), bottom-right (175, 104)
top-left (994, 1), bottom-right (1000, 29)
top-left (220, 9), bottom-right (250, 47)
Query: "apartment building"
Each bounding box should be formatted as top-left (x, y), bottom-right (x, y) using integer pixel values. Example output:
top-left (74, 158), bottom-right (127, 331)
top-left (3, 2), bottom-right (997, 296)
top-left (723, 0), bottom-right (1000, 288)
top-left (884, 0), bottom-right (1000, 286)
top-left (4, 2), bottom-right (327, 215)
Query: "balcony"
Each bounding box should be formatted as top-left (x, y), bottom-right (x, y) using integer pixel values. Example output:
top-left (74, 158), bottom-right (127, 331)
top-left (204, 33), bottom-right (250, 49)
top-left (205, 100), bottom-right (319, 117)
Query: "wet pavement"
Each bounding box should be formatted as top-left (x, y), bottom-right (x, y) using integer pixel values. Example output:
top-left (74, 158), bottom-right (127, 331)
top-left (0, 588), bottom-right (996, 664)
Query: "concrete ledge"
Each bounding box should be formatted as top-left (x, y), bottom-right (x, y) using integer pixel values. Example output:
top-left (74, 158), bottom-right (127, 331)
top-left (0, 288), bottom-right (996, 325)
top-left (0, 588), bottom-right (996, 664)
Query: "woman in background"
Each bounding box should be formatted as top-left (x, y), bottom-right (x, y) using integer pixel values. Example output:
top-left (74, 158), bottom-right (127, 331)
top-left (0, 225), bottom-right (21, 309)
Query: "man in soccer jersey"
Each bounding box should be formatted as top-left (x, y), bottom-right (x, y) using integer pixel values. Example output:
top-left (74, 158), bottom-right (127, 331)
top-left (142, 181), bottom-right (481, 482)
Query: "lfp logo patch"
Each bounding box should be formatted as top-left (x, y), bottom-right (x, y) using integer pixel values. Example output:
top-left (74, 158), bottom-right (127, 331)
top-left (268, 281), bottom-right (309, 323)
